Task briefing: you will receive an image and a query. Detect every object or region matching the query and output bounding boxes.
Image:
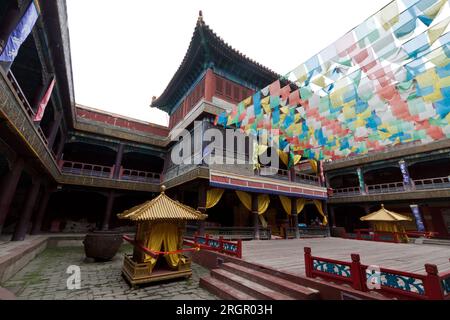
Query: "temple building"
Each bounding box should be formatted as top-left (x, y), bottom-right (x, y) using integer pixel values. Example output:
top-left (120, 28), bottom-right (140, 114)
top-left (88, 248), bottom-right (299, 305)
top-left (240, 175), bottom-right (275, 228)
top-left (0, 0), bottom-right (449, 243)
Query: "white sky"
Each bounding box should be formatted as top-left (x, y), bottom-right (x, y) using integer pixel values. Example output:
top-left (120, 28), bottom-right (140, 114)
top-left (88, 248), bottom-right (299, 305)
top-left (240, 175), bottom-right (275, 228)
top-left (66, 0), bottom-right (393, 126)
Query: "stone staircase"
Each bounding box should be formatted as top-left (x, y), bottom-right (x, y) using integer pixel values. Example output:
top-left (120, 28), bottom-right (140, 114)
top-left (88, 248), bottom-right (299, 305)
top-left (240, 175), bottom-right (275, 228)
top-left (200, 262), bottom-right (320, 300)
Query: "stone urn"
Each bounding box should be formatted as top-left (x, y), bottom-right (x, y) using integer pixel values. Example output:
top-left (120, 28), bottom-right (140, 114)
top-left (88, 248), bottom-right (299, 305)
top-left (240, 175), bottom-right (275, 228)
top-left (83, 230), bottom-right (123, 261)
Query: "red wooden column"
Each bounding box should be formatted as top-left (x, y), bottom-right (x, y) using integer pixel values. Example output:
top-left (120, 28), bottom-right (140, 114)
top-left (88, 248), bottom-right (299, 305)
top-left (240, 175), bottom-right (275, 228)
top-left (197, 181), bottom-right (207, 236)
top-left (0, 157), bottom-right (25, 235)
top-left (101, 190), bottom-right (115, 231)
top-left (291, 197), bottom-right (300, 239)
top-left (55, 130), bottom-right (66, 161)
top-left (251, 193), bottom-right (260, 240)
top-left (328, 205), bottom-right (336, 228)
top-left (12, 178), bottom-right (42, 241)
top-left (31, 187), bottom-right (54, 235)
top-left (46, 111), bottom-right (63, 149)
top-left (113, 143), bottom-right (124, 179)
top-left (204, 68), bottom-right (215, 102)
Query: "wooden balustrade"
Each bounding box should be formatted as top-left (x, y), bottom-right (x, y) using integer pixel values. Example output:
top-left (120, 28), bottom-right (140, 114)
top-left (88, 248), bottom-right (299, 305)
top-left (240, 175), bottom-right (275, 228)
top-left (59, 160), bottom-right (114, 178)
top-left (7, 71), bottom-right (35, 118)
top-left (193, 233), bottom-right (242, 258)
top-left (6, 71), bottom-right (50, 146)
top-left (304, 247), bottom-right (449, 300)
top-left (331, 175), bottom-right (450, 197)
top-left (185, 225), bottom-right (271, 240)
top-left (119, 167), bottom-right (161, 183)
top-left (343, 228), bottom-right (439, 243)
top-left (413, 176), bottom-right (450, 190)
top-left (294, 172), bottom-right (320, 185)
top-left (367, 181), bottom-right (405, 194)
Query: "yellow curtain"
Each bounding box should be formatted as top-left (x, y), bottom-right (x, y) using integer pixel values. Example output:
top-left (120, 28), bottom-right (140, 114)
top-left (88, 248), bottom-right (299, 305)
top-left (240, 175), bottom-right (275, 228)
top-left (144, 223), bottom-right (182, 271)
top-left (313, 200), bottom-right (328, 225)
top-left (309, 160), bottom-right (318, 173)
top-left (373, 222), bottom-right (408, 242)
top-left (235, 191), bottom-right (270, 227)
top-left (279, 196), bottom-right (306, 216)
top-left (206, 188), bottom-right (224, 209)
top-left (235, 191), bottom-right (252, 211)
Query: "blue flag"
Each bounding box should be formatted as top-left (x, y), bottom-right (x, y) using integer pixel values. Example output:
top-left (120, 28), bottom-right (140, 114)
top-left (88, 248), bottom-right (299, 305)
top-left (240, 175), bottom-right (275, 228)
top-left (0, 1), bottom-right (39, 62)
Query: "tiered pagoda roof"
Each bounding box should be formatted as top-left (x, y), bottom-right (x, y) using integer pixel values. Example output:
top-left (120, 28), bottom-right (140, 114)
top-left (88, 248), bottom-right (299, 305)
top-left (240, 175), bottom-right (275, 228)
top-left (151, 11), bottom-right (280, 114)
top-left (117, 186), bottom-right (207, 222)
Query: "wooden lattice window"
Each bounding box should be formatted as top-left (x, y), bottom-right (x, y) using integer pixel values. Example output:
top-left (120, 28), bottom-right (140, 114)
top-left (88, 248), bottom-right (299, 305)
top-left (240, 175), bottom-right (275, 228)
top-left (225, 82), bottom-right (232, 97)
top-left (216, 77), bottom-right (223, 94)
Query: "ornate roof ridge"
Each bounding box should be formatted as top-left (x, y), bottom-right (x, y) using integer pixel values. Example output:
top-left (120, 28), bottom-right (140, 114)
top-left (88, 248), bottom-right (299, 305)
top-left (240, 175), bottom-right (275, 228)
top-left (151, 12), bottom-right (280, 112)
top-left (117, 186), bottom-right (207, 221)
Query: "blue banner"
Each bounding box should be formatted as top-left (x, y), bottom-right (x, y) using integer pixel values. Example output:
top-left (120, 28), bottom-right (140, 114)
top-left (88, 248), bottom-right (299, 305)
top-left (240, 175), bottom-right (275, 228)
top-left (410, 204), bottom-right (425, 232)
top-left (0, 2), bottom-right (39, 62)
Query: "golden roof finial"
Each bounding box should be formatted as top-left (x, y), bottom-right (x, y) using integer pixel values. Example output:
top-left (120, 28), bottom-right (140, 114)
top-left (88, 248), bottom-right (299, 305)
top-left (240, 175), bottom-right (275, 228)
top-left (198, 10), bottom-right (203, 23)
top-left (160, 185), bottom-right (166, 193)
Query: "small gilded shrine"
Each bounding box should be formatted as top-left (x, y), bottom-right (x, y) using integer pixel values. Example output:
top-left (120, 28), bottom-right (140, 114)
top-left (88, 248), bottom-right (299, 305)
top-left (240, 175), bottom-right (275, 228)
top-left (117, 186), bottom-right (207, 286)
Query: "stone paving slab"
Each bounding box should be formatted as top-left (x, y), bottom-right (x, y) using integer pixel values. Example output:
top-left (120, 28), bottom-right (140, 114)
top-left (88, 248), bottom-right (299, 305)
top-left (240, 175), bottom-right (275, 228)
top-left (1, 245), bottom-right (217, 300)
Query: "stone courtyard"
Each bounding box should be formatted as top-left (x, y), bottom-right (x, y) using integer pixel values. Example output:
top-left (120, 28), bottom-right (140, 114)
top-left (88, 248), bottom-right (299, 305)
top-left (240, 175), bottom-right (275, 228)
top-left (1, 244), bottom-right (217, 300)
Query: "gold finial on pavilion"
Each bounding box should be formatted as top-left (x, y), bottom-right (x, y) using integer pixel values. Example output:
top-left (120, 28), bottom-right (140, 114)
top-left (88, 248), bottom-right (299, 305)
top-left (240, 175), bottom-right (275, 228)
top-left (160, 185), bottom-right (166, 193)
top-left (381, 204), bottom-right (385, 208)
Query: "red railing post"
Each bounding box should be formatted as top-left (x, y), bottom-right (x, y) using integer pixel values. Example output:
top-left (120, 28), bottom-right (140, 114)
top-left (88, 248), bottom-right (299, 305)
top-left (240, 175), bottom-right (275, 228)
top-left (424, 264), bottom-right (444, 300)
top-left (350, 253), bottom-right (365, 291)
top-left (205, 233), bottom-right (209, 247)
top-left (304, 247), bottom-right (313, 278)
top-left (237, 239), bottom-right (242, 258)
top-left (194, 232), bottom-right (198, 245)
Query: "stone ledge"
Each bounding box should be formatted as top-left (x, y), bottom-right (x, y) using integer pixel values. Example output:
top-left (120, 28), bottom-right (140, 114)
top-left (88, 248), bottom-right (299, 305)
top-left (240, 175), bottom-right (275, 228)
top-left (0, 236), bottom-right (48, 283)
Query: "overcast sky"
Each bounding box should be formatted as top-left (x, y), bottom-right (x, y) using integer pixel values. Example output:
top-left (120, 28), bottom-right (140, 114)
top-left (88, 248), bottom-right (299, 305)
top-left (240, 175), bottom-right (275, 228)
top-left (66, 0), bottom-right (393, 126)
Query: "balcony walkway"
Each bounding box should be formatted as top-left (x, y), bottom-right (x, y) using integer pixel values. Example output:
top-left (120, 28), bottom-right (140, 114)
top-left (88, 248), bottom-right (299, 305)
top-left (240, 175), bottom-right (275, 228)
top-left (242, 238), bottom-right (450, 275)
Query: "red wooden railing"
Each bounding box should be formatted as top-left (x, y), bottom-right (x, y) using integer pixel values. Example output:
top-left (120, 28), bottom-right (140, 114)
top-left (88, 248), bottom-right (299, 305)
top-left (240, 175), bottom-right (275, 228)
top-left (294, 172), bottom-right (320, 185)
top-left (413, 176), bottom-right (450, 190)
top-left (6, 71), bottom-right (49, 146)
top-left (331, 176), bottom-right (450, 197)
top-left (193, 233), bottom-right (242, 258)
top-left (122, 234), bottom-right (242, 259)
top-left (304, 247), bottom-right (450, 300)
top-left (59, 160), bottom-right (114, 178)
top-left (367, 181), bottom-right (405, 194)
top-left (344, 228), bottom-right (439, 243)
top-left (119, 167), bottom-right (161, 183)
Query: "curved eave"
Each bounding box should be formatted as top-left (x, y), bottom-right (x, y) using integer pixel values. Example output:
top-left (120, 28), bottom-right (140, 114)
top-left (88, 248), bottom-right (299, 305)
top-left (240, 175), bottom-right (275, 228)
top-left (151, 19), bottom-right (280, 114)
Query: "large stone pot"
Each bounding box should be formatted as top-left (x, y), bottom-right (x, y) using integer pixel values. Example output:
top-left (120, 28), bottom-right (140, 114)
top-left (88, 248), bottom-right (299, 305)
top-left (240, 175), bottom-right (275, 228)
top-left (83, 231), bottom-right (123, 261)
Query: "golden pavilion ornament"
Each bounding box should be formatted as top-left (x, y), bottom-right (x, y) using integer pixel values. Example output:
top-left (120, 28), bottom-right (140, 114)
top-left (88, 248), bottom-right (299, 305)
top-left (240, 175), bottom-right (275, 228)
top-left (117, 185), bottom-right (207, 287)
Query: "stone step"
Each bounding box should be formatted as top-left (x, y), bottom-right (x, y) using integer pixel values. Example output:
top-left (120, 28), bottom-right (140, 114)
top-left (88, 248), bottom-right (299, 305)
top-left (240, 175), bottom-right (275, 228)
top-left (210, 268), bottom-right (294, 300)
top-left (199, 276), bottom-right (256, 300)
top-left (222, 262), bottom-right (320, 300)
top-left (421, 239), bottom-right (450, 246)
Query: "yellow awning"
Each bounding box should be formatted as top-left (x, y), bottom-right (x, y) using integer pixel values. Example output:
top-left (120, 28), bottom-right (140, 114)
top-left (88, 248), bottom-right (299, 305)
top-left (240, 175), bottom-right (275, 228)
top-left (117, 186), bottom-right (207, 222)
top-left (360, 204), bottom-right (412, 222)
